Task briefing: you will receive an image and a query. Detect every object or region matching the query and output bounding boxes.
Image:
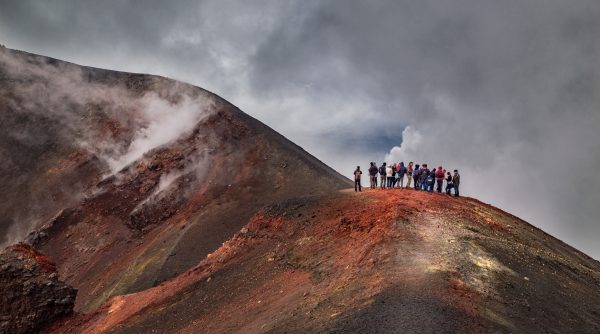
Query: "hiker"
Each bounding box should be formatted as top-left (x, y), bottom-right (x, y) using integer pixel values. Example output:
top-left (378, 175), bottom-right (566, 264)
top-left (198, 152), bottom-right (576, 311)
top-left (405, 162), bottom-right (413, 188)
top-left (413, 164), bottom-right (421, 190)
top-left (453, 169), bottom-right (460, 197)
top-left (420, 164), bottom-right (430, 191)
top-left (435, 166), bottom-right (444, 193)
top-left (427, 169), bottom-right (435, 192)
top-left (354, 166), bottom-right (362, 192)
top-left (396, 162), bottom-right (407, 188)
top-left (386, 163), bottom-right (394, 189)
top-left (391, 164), bottom-right (398, 188)
top-left (368, 162), bottom-right (378, 189)
top-left (379, 163), bottom-right (387, 189)
top-left (445, 172), bottom-right (453, 195)
top-left (442, 168), bottom-right (447, 189)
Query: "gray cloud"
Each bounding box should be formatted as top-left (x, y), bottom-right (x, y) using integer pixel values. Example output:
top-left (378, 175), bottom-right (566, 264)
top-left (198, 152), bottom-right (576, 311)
top-left (0, 0), bottom-right (599, 259)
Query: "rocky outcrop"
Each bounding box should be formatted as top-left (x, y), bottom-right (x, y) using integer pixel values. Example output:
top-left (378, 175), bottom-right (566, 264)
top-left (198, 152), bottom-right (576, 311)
top-left (0, 243), bottom-right (76, 334)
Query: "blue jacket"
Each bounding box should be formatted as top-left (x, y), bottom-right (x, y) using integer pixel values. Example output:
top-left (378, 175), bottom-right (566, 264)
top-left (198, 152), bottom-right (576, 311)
top-left (413, 165), bottom-right (421, 180)
top-left (398, 162), bottom-right (407, 176)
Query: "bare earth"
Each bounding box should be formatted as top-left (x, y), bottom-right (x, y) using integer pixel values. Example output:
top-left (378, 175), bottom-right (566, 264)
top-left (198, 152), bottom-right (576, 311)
top-left (47, 189), bottom-right (600, 334)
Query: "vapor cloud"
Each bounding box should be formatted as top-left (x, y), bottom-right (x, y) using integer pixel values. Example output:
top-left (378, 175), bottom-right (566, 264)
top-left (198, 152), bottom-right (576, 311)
top-left (0, 48), bottom-right (215, 245)
top-left (1, 49), bottom-right (215, 173)
top-left (1, 1), bottom-right (599, 259)
top-left (105, 94), bottom-right (214, 173)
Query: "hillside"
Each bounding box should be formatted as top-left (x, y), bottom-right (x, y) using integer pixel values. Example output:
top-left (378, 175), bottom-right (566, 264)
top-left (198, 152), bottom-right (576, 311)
top-left (38, 189), bottom-right (598, 334)
top-left (0, 46), bottom-right (350, 313)
top-left (1, 48), bottom-right (599, 334)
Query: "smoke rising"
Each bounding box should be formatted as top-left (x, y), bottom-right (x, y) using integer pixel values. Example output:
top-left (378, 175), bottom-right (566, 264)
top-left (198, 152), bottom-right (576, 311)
top-left (105, 94), bottom-right (214, 174)
top-left (0, 48), bottom-right (215, 246)
top-left (0, 49), bottom-right (215, 172)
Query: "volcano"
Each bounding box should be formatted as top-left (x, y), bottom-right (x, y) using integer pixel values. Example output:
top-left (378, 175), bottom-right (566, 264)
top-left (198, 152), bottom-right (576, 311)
top-left (1, 47), bottom-right (599, 334)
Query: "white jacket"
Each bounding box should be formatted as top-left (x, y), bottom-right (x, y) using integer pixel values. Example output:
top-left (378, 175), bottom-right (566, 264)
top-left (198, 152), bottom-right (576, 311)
top-left (386, 166), bottom-right (393, 177)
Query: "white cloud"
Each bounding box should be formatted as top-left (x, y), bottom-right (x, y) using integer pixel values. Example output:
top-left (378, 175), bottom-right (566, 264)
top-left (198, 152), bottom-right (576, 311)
top-left (105, 93), bottom-right (214, 173)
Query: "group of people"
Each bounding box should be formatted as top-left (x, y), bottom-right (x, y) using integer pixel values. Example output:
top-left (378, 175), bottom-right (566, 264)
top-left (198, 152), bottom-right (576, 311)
top-left (353, 162), bottom-right (461, 196)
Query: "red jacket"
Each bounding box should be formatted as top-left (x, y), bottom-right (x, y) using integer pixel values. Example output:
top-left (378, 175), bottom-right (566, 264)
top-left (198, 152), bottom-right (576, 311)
top-left (435, 168), bottom-right (445, 180)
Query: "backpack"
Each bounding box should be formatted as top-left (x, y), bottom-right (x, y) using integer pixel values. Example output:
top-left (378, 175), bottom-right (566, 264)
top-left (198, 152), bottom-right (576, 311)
top-left (436, 170), bottom-right (444, 178)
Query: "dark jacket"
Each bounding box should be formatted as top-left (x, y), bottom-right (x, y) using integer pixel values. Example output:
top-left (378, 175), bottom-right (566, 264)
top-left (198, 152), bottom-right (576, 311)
top-left (398, 162), bottom-right (407, 176)
top-left (422, 168), bottom-right (430, 181)
top-left (369, 164), bottom-right (378, 176)
top-left (453, 173), bottom-right (460, 186)
top-left (427, 171), bottom-right (435, 184)
top-left (379, 164), bottom-right (387, 176)
top-left (413, 165), bottom-right (421, 180)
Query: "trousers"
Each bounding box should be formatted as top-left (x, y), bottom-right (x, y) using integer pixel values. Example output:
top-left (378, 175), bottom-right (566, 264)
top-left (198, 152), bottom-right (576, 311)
top-left (370, 175), bottom-right (377, 188)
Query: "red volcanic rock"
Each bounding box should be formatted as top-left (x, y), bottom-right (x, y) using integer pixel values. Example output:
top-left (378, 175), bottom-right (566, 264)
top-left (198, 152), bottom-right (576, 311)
top-left (0, 244), bottom-right (76, 334)
top-left (49, 190), bottom-right (600, 334)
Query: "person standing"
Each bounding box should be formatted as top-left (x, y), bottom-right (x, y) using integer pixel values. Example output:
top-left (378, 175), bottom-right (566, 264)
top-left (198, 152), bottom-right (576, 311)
top-left (379, 163), bottom-right (387, 189)
top-left (445, 172), bottom-right (453, 195)
top-left (421, 164), bottom-right (430, 191)
top-left (354, 166), bottom-right (363, 192)
top-left (397, 162), bottom-right (407, 188)
top-left (452, 169), bottom-right (461, 197)
top-left (413, 164), bottom-right (421, 190)
top-left (406, 162), bottom-right (413, 188)
top-left (368, 162), bottom-right (378, 189)
top-left (386, 163), bottom-right (394, 189)
top-left (435, 166), bottom-right (444, 193)
top-left (442, 168), bottom-right (447, 189)
top-left (427, 169), bottom-right (435, 192)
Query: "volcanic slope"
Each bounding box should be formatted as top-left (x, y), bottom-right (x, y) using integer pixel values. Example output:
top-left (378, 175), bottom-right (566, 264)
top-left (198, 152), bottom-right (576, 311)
top-left (0, 47), bottom-right (350, 313)
top-left (48, 189), bottom-right (600, 334)
top-left (2, 48), bottom-right (600, 334)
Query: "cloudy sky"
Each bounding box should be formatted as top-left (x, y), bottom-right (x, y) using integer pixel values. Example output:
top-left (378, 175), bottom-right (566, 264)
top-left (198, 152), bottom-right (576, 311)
top-left (1, 0), bottom-right (599, 259)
